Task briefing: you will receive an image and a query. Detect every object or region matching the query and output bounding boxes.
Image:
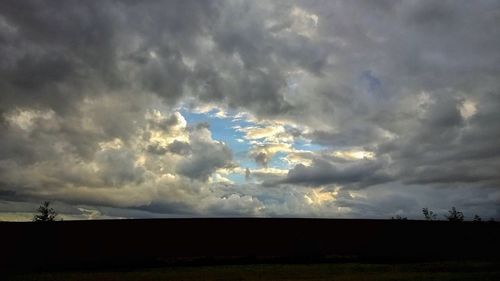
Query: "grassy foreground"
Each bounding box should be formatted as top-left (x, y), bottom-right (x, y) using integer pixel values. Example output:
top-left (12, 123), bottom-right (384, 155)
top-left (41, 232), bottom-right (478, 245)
top-left (5, 261), bottom-right (500, 281)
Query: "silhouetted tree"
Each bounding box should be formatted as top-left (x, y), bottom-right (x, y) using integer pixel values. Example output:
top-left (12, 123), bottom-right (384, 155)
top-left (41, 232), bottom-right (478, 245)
top-left (444, 207), bottom-right (464, 222)
top-left (422, 207), bottom-right (437, 221)
top-left (473, 214), bottom-right (482, 222)
top-left (33, 201), bottom-right (58, 222)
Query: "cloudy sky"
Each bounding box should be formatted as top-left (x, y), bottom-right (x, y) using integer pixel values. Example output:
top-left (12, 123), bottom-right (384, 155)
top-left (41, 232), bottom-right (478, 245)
top-left (1, 0), bottom-right (499, 221)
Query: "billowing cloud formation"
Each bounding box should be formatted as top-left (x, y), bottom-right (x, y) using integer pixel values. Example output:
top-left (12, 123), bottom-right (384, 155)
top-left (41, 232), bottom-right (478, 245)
top-left (1, 0), bottom-right (500, 220)
top-left (282, 158), bottom-right (391, 189)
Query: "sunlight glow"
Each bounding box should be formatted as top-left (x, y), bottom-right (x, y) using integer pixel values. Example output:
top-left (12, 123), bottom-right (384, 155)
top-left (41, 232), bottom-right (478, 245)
top-left (333, 150), bottom-right (375, 160)
top-left (459, 99), bottom-right (477, 120)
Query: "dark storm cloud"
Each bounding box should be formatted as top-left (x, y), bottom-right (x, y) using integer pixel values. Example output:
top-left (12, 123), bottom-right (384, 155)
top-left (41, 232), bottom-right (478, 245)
top-left (0, 0), bottom-right (120, 114)
top-left (0, 0), bottom-right (219, 115)
top-left (1, 0), bottom-right (500, 219)
top-left (375, 92), bottom-right (500, 187)
top-left (281, 157), bottom-right (392, 188)
top-left (276, 1), bottom-right (500, 193)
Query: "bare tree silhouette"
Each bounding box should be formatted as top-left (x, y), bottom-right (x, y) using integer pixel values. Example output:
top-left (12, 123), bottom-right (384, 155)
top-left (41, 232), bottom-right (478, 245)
top-left (33, 201), bottom-right (58, 222)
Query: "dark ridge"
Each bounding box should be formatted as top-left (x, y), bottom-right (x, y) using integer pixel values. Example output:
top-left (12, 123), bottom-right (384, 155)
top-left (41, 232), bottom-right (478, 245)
top-left (1, 218), bottom-right (499, 272)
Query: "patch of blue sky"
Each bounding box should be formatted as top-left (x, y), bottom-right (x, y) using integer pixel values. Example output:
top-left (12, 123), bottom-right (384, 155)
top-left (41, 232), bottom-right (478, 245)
top-left (226, 158), bottom-right (257, 184)
top-left (180, 108), bottom-right (321, 183)
top-left (293, 138), bottom-right (323, 151)
top-left (180, 108), bottom-right (260, 182)
top-left (239, 157), bottom-right (259, 169)
top-left (180, 109), bottom-right (250, 153)
top-left (268, 151), bottom-right (290, 169)
top-left (227, 173), bottom-right (246, 183)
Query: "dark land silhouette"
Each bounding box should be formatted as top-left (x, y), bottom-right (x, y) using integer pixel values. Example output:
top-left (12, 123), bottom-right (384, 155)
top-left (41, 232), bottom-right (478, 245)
top-left (1, 218), bottom-right (499, 273)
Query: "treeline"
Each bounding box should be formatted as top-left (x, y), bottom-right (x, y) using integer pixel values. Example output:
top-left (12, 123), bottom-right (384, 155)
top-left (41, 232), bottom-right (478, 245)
top-left (31, 201), bottom-right (497, 222)
top-left (392, 207), bottom-right (496, 222)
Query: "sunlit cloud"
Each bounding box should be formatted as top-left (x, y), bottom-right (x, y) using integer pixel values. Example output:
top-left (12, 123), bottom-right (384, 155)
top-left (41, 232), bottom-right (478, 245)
top-left (1, 0), bottom-right (499, 220)
top-left (333, 150), bottom-right (376, 161)
top-left (459, 99), bottom-right (477, 120)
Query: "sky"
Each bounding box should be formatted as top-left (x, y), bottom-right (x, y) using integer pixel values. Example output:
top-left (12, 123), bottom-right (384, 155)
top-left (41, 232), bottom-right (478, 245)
top-left (1, 0), bottom-right (500, 221)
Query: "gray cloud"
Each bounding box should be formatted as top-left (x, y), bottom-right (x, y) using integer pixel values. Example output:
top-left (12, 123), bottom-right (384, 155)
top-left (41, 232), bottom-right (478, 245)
top-left (281, 157), bottom-right (392, 189)
top-left (1, 0), bottom-right (500, 220)
top-left (253, 152), bottom-right (270, 167)
top-left (176, 124), bottom-right (234, 181)
top-left (167, 140), bottom-right (192, 156)
top-left (95, 148), bottom-right (145, 187)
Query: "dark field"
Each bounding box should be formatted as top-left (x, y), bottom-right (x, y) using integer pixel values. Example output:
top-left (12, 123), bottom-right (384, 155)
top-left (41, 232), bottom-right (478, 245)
top-left (2, 218), bottom-right (500, 279)
top-left (5, 262), bottom-right (500, 281)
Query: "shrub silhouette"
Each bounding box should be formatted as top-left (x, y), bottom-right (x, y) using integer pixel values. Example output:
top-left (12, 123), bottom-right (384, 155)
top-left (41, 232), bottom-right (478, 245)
top-left (33, 201), bottom-right (58, 222)
top-left (444, 207), bottom-right (464, 222)
top-left (473, 214), bottom-right (482, 222)
top-left (422, 207), bottom-right (437, 221)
